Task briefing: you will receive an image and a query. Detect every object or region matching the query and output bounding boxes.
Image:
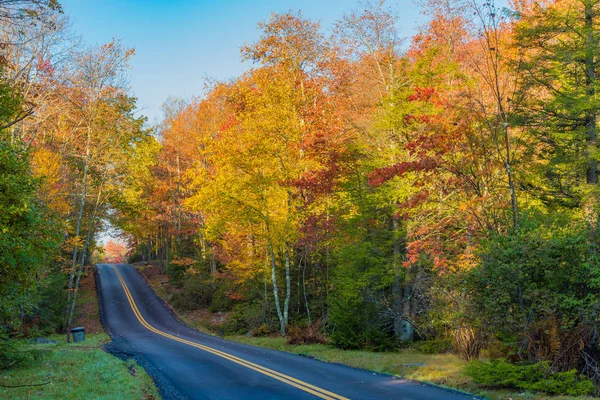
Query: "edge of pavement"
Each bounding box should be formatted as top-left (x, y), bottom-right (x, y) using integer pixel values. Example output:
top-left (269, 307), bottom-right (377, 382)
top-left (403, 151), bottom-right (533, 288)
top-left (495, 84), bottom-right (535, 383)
top-left (94, 264), bottom-right (188, 400)
top-left (129, 263), bottom-right (484, 400)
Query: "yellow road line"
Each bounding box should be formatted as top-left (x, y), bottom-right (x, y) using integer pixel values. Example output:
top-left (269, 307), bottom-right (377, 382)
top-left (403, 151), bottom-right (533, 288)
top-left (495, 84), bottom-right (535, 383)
top-left (109, 265), bottom-right (349, 400)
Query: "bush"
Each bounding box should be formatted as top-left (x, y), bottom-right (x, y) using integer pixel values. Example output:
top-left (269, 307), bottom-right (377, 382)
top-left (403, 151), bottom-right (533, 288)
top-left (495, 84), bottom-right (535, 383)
top-left (169, 291), bottom-right (190, 311)
top-left (208, 285), bottom-right (233, 312)
top-left (287, 322), bottom-right (326, 345)
top-left (184, 276), bottom-right (214, 309)
top-left (221, 303), bottom-right (249, 335)
top-left (221, 300), bottom-right (274, 335)
top-left (330, 296), bottom-right (397, 351)
top-left (0, 335), bottom-right (44, 371)
top-left (469, 213), bottom-right (600, 369)
top-left (251, 323), bottom-right (273, 337)
top-left (128, 251), bottom-right (143, 264)
top-left (452, 326), bottom-right (484, 361)
top-left (35, 268), bottom-right (67, 333)
top-left (412, 338), bottom-right (452, 354)
top-left (464, 359), bottom-right (595, 396)
top-left (167, 258), bottom-right (195, 287)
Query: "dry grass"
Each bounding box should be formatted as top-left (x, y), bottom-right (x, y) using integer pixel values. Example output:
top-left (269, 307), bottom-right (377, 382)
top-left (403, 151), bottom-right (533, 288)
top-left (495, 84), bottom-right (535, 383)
top-left (73, 266), bottom-right (103, 334)
top-left (226, 336), bottom-right (597, 400)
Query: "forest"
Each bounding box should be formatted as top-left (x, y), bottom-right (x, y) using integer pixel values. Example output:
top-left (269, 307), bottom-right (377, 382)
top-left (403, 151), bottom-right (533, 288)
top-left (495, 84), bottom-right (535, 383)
top-left (2, 0), bottom-right (600, 396)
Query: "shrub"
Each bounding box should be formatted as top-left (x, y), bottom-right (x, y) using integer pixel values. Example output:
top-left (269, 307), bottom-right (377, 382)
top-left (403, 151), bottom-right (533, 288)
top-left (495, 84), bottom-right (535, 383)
top-left (452, 326), bottom-right (484, 361)
top-left (0, 336), bottom-right (44, 371)
top-left (412, 338), bottom-right (452, 354)
top-left (184, 276), bottom-right (214, 309)
top-left (221, 300), bottom-right (272, 335)
top-left (128, 251), bottom-right (143, 264)
top-left (329, 296), bottom-right (396, 351)
top-left (287, 322), bottom-right (326, 345)
top-left (221, 303), bottom-right (249, 335)
top-left (208, 285), bottom-right (234, 312)
top-left (167, 258), bottom-right (195, 287)
top-left (469, 213), bottom-right (600, 370)
top-left (169, 291), bottom-right (190, 312)
top-left (251, 323), bottom-right (273, 337)
top-left (464, 359), bottom-right (595, 396)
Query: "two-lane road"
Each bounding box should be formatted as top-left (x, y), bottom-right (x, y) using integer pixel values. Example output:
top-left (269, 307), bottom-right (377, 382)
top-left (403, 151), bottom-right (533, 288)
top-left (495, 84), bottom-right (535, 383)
top-left (96, 264), bottom-right (475, 400)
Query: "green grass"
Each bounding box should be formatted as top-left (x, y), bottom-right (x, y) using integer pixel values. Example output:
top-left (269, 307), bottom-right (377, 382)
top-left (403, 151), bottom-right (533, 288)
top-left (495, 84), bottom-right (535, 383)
top-left (0, 333), bottom-right (159, 400)
top-left (225, 336), bottom-right (597, 400)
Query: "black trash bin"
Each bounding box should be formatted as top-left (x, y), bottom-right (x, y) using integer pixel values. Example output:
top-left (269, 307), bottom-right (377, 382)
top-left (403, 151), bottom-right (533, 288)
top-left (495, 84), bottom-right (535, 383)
top-left (71, 327), bottom-right (85, 343)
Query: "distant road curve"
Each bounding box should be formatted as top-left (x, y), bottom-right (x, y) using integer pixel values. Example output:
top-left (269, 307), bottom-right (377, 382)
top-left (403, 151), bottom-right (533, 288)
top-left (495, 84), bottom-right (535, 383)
top-left (96, 264), bottom-right (477, 400)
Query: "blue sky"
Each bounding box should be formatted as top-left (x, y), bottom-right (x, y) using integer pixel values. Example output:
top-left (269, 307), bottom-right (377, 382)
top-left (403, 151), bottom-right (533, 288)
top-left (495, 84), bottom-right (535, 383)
top-left (60, 0), bottom-right (426, 123)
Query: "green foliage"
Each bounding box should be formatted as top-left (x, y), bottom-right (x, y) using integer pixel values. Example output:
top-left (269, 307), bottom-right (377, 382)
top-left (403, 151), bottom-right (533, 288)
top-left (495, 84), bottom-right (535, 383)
top-left (128, 251), bottom-right (143, 264)
top-left (0, 335), bottom-right (43, 371)
top-left (0, 72), bottom-right (23, 130)
top-left (166, 261), bottom-right (189, 288)
top-left (208, 285), bottom-right (233, 312)
top-left (411, 338), bottom-right (452, 355)
top-left (168, 291), bottom-right (190, 312)
top-left (287, 323), bottom-right (326, 345)
top-left (222, 300), bottom-right (274, 335)
top-left (251, 323), bottom-right (273, 337)
top-left (34, 267), bottom-right (68, 333)
top-left (185, 275), bottom-right (215, 309)
top-left (221, 303), bottom-right (251, 335)
top-left (469, 212), bottom-right (600, 339)
top-left (0, 76), bottom-right (61, 333)
top-left (329, 208), bottom-right (401, 351)
top-left (464, 359), bottom-right (595, 396)
top-left (329, 295), bottom-right (397, 351)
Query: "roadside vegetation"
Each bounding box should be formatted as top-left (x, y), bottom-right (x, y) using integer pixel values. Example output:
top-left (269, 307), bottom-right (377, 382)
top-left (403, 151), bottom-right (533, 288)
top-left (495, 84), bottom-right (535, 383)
top-left (2, 0), bottom-right (600, 398)
top-left (0, 264), bottom-right (158, 399)
top-left (137, 262), bottom-right (596, 400)
top-left (0, 334), bottom-right (158, 400)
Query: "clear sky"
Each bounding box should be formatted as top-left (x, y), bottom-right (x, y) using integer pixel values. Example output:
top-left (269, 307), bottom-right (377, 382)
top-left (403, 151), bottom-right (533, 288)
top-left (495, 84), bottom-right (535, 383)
top-left (60, 0), bottom-right (426, 123)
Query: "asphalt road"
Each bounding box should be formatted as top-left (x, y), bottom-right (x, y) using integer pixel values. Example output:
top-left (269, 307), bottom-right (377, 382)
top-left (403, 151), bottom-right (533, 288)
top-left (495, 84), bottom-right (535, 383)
top-left (96, 264), bottom-right (476, 400)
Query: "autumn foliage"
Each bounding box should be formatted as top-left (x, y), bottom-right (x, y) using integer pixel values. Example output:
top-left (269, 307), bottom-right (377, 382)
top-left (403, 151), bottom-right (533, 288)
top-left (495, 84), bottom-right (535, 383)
top-left (2, 0), bottom-right (600, 393)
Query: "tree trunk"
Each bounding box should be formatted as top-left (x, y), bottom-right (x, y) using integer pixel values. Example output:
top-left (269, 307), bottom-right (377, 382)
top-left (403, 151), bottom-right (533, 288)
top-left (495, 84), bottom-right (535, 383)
top-left (391, 218), bottom-right (404, 338)
top-left (158, 225), bottom-right (166, 274)
top-left (65, 128), bottom-right (91, 342)
top-left (585, 1), bottom-right (598, 185)
top-left (67, 179), bottom-right (103, 342)
top-left (268, 243), bottom-right (285, 335)
top-left (265, 209), bottom-right (286, 335)
top-left (210, 245), bottom-right (217, 274)
top-left (302, 249), bottom-right (311, 325)
top-left (283, 248), bottom-right (291, 327)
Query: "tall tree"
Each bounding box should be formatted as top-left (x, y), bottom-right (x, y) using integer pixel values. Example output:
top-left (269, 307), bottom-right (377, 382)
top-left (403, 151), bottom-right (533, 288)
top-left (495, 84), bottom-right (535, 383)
top-left (515, 0), bottom-right (600, 207)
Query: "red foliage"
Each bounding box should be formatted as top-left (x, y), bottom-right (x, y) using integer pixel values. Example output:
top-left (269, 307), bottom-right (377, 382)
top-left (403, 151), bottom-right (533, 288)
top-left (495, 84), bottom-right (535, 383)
top-left (368, 157), bottom-right (438, 187)
top-left (104, 240), bottom-right (127, 263)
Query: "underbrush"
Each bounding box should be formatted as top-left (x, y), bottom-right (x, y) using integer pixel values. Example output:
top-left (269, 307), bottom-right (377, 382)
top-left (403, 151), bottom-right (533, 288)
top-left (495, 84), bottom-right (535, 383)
top-left (465, 359), bottom-right (596, 396)
top-left (287, 322), bottom-right (327, 345)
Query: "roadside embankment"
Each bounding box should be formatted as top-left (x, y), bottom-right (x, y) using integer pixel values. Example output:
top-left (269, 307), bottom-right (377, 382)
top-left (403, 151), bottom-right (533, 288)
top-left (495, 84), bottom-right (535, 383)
top-left (0, 267), bottom-right (159, 400)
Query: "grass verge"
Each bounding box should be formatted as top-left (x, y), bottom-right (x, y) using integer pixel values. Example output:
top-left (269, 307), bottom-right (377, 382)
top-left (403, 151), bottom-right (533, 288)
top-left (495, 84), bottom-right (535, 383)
top-left (134, 263), bottom-right (596, 400)
top-left (0, 333), bottom-right (159, 400)
top-left (225, 336), bottom-right (595, 400)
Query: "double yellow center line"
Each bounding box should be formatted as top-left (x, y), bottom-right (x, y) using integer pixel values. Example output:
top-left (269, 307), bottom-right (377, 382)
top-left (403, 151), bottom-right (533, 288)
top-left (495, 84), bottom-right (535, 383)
top-left (110, 265), bottom-right (349, 400)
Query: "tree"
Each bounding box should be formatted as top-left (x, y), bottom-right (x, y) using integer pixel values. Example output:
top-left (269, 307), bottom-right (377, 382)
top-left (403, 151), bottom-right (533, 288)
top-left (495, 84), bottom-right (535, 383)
top-left (104, 240), bottom-right (127, 263)
top-left (515, 0), bottom-right (600, 207)
top-left (0, 72), bottom-right (60, 333)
